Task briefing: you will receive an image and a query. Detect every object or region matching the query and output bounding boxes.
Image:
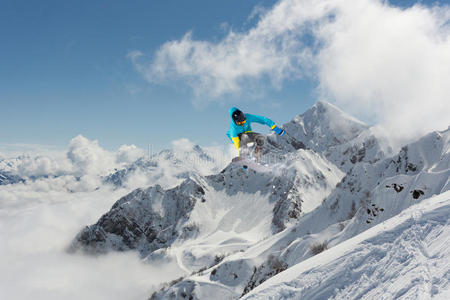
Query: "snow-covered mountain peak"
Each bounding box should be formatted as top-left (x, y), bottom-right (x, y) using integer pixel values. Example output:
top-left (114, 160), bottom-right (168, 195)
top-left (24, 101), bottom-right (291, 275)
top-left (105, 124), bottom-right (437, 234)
top-left (308, 100), bottom-right (366, 127)
top-left (288, 100), bottom-right (368, 150)
top-left (269, 101), bottom-right (390, 173)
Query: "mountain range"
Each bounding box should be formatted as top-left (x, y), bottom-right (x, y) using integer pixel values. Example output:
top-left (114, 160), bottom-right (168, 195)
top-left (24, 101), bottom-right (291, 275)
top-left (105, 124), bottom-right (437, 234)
top-left (4, 101), bottom-right (449, 299)
top-left (72, 101), bottom-right (449, 299)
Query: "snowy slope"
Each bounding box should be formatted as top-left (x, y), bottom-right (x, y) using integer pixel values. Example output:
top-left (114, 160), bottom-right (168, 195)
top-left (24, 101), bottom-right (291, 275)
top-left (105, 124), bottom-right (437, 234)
top-left (69, 101), bottom-right (449, 299)
top-left (244, 190), bottom-right (450, 300)
top-left (148, 128), bottom-right (449, 299)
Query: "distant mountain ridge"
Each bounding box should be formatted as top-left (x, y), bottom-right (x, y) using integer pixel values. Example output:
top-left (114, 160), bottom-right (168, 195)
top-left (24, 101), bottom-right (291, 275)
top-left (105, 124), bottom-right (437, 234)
top-left (0, 171), bottom-right (24, 185)
top-left (103, 142), bottom-right (228, 190)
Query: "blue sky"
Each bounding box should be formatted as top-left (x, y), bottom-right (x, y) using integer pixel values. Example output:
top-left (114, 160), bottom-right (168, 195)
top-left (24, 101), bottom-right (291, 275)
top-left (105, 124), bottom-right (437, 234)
top-left (1, 0), bottom-right (446, 152)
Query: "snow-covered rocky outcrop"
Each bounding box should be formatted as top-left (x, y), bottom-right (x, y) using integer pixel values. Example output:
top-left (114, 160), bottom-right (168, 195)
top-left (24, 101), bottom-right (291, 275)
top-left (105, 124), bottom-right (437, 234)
top-left (0, 157), bottom-right (25, 185)
top-left (71, 150), bottom-right (343, 257)
top-left (0, 171), bottom-right (24, 185)
top-left (70, 101), bottom-right (449, 299)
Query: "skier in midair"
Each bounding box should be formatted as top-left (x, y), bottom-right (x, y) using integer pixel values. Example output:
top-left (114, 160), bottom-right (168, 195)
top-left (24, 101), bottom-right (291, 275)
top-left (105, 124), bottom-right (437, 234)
top-left (226, 107), bottom-right (285, 161)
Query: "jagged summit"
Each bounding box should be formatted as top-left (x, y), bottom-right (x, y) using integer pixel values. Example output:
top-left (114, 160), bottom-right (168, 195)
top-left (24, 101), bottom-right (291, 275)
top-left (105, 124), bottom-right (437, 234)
top-left (310, 100), bottom-right (367, 126)
top-left (288, 100), bottom-right (368, 150)
top-left (270, 100), bottom-right (389, 172)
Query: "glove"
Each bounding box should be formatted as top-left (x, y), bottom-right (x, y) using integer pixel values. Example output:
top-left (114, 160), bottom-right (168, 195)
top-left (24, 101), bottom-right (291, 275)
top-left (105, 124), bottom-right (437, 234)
top-left (272, 125), bottom-right (285, 136)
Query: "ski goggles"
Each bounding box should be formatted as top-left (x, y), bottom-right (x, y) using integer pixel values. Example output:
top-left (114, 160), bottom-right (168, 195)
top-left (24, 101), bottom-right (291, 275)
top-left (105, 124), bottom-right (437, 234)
top-left (236, 120), bottom-right (246, 125)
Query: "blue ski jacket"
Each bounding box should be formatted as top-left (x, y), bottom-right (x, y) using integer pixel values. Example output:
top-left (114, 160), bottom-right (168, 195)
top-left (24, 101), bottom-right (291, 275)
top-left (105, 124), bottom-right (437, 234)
top-left (226, 107), bottom-right (275, 150)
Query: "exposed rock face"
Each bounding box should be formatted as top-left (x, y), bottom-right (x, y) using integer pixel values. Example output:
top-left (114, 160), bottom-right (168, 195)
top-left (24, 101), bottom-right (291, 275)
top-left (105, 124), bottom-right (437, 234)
top-left (71, 178), bottom-right (206, 255)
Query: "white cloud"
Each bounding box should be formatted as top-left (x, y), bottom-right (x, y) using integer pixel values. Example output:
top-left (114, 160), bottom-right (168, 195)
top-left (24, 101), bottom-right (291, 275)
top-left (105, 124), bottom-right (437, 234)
top-left (171, 138), bottom-right (196, 154)
top-left (0, 184), bottom-right (185, 300)
top-left (130, 0), bottom-right (450, 143)
top-left (16, 155), bottom-right (72, 177)
top-left (116, 144), bottom-right (146, 164)
top-left (315, 0), bottom-right (450, 143)
top-left (128, 12), bottom-right (316, 98)
top-left (171, 138), bottom-right (234, 170)
top-left (67, 135), bottom-right (117, 176)
top-left (0, 136), bottom-right (150, 192)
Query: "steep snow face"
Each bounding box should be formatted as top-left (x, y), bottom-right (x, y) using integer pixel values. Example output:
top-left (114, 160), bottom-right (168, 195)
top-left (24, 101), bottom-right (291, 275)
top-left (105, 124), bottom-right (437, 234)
top-left (325, 128), bottom-right (450, 238)
top-left (269, 101), bottom-right (392, 172)
top-left (150, 128), bottom-right (449, 299)
top-left (244, 191), bottom-right (450, 300)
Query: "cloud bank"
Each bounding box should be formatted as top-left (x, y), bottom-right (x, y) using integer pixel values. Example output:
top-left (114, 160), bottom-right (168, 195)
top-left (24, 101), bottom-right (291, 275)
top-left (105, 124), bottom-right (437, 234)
top-left (0, 184), bottom-right (185, 300)
top-left (130, 0), bottom-right (450, 142)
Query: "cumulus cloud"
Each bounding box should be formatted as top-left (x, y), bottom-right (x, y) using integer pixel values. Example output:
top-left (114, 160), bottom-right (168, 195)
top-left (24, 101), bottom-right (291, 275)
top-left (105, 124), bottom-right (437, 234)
top-left (16, 155), bottom-right (73, 178)
top-left (130, 0), bottom-right (450, 143)
top-left (315, 0), bottom-right (450, 143)
top-left (116, 144), bottom-right (146, 164)
top-left (170, 138), bottom-right (234, 170)
top-left (171, 138), bottom-right (196, 154)
top-left (1, 135), bottom-right (234, 192)
top-left (0, 135), bottom-right (150, 192)
top-left (67, 135), bottom-right (117, 176)
top-left (128, 21), bottom-right (314, 98)
top-left (127, 0), bottom-right (332, 97)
